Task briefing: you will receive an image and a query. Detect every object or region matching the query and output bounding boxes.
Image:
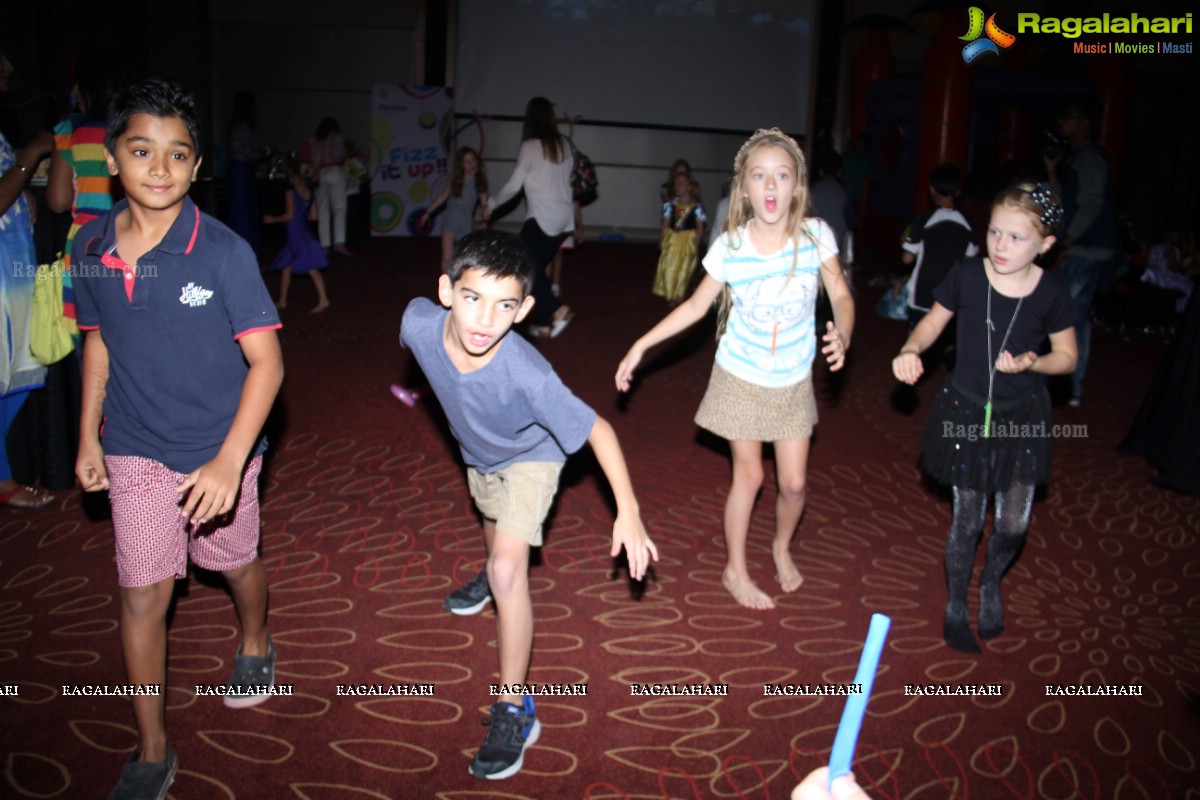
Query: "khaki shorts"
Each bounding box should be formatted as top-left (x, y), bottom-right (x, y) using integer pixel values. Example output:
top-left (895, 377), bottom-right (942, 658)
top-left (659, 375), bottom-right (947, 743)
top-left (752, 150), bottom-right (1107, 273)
top-left (466, 461), bottom-right (565, 546)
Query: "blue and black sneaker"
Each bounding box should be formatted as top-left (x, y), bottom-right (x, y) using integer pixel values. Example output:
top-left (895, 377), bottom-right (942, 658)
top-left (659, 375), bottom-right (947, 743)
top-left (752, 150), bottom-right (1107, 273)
top-left (469, 695), bottom-right (541, 780)
top-left (444, 569), bottom-right (492, 616)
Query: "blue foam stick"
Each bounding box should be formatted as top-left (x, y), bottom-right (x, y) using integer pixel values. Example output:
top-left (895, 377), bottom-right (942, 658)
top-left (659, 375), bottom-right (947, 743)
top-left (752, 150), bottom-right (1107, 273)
top-left (828, 613), bottom-right (891, 789)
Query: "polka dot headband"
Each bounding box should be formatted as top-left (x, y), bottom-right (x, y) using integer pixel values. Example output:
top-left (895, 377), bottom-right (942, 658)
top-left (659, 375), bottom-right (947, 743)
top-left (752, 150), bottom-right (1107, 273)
top-left (1023, 182), bottom-right (1063, 230)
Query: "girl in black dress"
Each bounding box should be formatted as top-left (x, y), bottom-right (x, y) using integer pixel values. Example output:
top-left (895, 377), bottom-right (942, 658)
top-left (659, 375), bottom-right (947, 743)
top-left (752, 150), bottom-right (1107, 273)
top-left (893, 183), bottom-right (1078, 653)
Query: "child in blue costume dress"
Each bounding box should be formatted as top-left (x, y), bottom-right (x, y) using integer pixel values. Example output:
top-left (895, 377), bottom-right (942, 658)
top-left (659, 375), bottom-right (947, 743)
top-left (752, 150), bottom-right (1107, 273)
top-left (264, 163), bottom-right (330, 312)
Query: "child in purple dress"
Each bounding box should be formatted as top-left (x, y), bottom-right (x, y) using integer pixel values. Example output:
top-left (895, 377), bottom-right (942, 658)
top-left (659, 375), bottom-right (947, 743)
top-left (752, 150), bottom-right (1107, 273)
top-left (264, 163), bottom-right (330, 312)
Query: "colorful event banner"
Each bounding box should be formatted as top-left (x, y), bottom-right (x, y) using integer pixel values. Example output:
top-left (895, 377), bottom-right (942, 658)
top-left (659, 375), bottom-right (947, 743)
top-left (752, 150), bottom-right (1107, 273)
top-left (369, 85), bottom-right (454, 237)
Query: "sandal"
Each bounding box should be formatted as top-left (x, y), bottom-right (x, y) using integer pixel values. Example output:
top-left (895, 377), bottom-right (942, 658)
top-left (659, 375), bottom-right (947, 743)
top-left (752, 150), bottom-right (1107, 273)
top-left (0, 484), bottom-right (53, 509)
top-left (549, 316), bottom-right (572, 338)
top-left (549, 308), bottom-right (575, 338)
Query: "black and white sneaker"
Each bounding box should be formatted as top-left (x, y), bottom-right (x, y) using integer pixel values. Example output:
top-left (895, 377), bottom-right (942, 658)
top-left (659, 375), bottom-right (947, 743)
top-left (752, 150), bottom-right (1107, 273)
top-left (444, 568), bottom-right (492, 616)
top-left (223, 632), bottom-right (276, 708)
top-left (469, 696), bottom-right (540, 780)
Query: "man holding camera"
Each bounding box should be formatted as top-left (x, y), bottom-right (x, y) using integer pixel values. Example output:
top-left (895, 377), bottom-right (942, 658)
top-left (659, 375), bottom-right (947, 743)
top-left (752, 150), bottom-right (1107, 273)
top-left (1044, 96), bottom-right (1116, 408)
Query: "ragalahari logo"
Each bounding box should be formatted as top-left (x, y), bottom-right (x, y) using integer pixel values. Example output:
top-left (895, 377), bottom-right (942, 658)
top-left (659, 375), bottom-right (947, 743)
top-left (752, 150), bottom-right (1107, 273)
top-left (960, 7), bottom-right (1016, 62)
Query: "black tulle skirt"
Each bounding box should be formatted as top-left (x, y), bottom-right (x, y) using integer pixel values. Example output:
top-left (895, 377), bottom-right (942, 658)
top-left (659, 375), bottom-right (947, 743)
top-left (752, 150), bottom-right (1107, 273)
top-left (920, 376), bottom-right (1053, 491)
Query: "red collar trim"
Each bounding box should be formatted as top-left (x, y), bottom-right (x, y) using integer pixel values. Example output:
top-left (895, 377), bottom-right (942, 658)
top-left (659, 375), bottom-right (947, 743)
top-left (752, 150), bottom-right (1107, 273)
top-left (184, 203), bottom-right (200, 255)
top-left (100, 245), bottom-right (125, 272)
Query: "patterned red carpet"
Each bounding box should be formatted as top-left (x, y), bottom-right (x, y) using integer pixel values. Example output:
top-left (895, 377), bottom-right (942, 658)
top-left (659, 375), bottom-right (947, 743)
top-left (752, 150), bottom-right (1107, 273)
top-left (1, 236), bottom-right (1197, 799)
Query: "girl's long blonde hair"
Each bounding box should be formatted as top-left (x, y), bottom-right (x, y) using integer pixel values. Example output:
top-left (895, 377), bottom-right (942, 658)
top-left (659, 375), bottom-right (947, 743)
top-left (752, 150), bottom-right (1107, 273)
top-left (715, 128), bottom-right (816, 336)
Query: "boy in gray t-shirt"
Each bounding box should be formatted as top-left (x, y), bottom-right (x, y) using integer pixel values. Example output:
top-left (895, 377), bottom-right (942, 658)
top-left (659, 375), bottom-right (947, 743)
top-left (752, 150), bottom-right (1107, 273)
top-left (399, 229), bottom-right (658, 781)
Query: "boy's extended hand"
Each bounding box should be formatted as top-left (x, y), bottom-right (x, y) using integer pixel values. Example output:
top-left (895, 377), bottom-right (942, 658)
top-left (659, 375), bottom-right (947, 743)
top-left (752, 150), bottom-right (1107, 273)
top-left (177, 453), bottom-right (243, 526)
top-left (587, 415), bottom-right (659, 581)
top-left (611, 511), bottom-right (658, 581)
top-left (75, 440), bottom-right (109, 491)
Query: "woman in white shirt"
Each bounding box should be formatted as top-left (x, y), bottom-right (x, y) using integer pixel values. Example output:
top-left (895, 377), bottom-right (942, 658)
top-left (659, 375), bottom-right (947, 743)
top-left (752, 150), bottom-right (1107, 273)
top-left (488, 97), bottom-right (575, 337)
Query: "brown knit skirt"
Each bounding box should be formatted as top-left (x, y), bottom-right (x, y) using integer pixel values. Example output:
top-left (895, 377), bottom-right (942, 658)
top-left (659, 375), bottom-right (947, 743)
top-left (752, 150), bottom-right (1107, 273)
top-left (694, 362), bottom-right (817, 441)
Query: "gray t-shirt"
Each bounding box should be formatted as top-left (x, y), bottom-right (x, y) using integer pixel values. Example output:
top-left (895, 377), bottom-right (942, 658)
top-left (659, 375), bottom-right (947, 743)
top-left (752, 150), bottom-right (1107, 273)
top-left (400, 297), bottom-right (595, 472)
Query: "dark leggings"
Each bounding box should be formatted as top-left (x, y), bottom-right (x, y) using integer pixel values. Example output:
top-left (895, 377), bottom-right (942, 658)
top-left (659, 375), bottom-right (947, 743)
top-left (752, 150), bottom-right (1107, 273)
top-left (519, 219), bottom-right (566, 327)
top-left (942, 483), bottom-right (1035, 652)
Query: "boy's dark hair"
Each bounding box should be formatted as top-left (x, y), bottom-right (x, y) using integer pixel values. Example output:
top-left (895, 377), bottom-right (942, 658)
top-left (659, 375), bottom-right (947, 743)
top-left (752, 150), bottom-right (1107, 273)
top-left (1063, 95), bottom-right (1101, 131)
top-left (316, 116), bottom-right (341, 140)
top-left (106, 79), bottom-right (200, 154)
top-left (816, 150), bottom-right (842, 178)
top-left (447, 230), bottom-right (536, 297)
top-left (929, 162), bottom-right (961, 198)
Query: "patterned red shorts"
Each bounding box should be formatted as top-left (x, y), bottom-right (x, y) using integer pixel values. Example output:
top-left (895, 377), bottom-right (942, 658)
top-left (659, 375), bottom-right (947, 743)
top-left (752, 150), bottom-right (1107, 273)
top-left (106, 455), bottom-right (263, 588)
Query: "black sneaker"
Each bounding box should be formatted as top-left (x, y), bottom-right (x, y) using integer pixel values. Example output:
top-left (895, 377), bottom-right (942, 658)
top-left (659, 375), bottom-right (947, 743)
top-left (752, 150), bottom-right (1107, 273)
top-left (444, 568), bottom-right (492, 615)
top-left (469, 696), bottom-right (540, 780)
top-left (107, 744), bottom-right (178, 800)
top-left (223, 632), bottom-right (276, 708)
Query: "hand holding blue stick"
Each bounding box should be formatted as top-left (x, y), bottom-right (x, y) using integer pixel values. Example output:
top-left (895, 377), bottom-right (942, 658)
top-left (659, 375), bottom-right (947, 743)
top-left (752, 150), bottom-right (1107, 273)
top-left (827, 613), bottom-right (891, 789)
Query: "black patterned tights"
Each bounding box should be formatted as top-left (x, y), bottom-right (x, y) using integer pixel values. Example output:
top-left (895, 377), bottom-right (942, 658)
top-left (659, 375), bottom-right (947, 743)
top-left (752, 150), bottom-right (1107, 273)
top-left (942, 484), bottom-right (1035, 653)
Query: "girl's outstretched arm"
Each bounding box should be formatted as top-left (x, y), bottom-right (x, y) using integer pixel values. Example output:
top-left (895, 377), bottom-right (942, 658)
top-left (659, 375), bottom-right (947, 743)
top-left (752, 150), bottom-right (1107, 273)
top-left (819, 255), bottom-right (855, 371)
top-left (893, 302), bottom-right (955, 384)
top-left (488, 141), bottom-right (535, 211)
top-left (615, 274), bottom-right (724, 392)
top-left (997, 326), bottom-right (1077, 375)
top-left (420, 186), bottom-right (451, 223)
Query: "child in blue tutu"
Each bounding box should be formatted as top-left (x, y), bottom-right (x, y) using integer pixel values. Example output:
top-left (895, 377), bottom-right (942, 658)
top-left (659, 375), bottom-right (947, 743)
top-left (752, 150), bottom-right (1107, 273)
top-left (264, 162), bottom-right (330, 312)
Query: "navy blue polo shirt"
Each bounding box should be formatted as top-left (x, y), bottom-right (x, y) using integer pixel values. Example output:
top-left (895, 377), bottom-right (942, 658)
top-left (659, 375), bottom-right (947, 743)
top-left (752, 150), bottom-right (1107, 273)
top-left (73, 196), bottom-right (281, 473)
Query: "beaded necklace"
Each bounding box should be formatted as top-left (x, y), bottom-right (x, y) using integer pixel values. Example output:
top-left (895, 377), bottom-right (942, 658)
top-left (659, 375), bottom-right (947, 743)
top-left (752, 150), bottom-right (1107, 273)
top-left (983, 278), bottom-right (1024, 438)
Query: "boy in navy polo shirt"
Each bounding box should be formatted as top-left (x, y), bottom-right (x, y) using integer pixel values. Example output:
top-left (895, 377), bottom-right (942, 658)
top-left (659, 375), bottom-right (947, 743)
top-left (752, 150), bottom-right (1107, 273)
top-left (401, 230), bottom-right (658, 779)
top-left (72, 80), bottom-right (283, 800)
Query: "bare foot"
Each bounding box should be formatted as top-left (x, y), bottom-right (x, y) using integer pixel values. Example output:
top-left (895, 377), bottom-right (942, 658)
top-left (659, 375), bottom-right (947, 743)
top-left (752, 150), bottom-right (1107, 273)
top-left (722, 567), bottom-right (775, 610)
top-left (275, 300), bottom-right (287, 310)
top-left (310, 301), bottom-right (330, 314)
top-left (773, 551), bottom-right (804, 593)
